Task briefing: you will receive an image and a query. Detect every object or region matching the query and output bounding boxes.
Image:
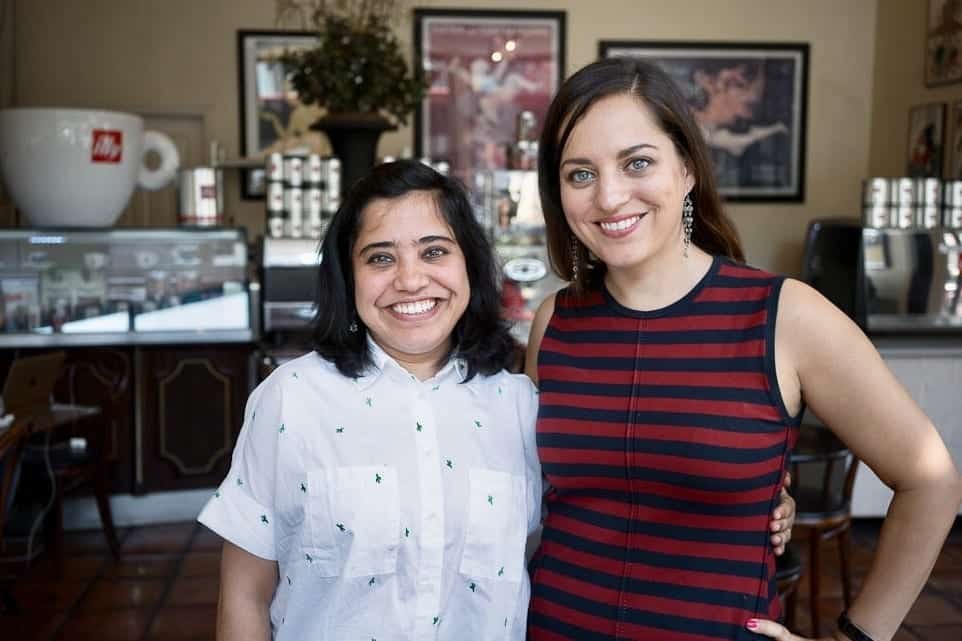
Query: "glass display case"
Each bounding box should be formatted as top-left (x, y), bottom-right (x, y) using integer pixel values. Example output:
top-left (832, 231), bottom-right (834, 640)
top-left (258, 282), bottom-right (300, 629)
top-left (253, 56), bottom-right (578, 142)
top-left (0, 228), bottom-right (255, 346)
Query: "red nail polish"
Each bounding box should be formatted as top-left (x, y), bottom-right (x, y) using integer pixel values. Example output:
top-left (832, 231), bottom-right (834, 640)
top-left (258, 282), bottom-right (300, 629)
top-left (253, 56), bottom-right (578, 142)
top-left (746, 619), bottom-right (758, 629)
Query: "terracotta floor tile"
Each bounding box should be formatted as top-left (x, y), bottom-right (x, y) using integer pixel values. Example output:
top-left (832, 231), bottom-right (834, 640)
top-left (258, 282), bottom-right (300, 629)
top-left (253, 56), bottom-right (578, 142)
top-left (165, 575), bottom-right (219, 607)
top-left (12, 579), bottom-right (90, 611)
top-left (54, 608), bottom-right (152, 641)
top-left (0, 607), bottom-right (66, 641)
top-left (178, 552), bottom-right (220, 578)
top-left (120, 523), bottom-right (194, 556)
top-left (904, 593), bottom-right (962, 626)
top-left (189, 526), bottom-right (223, 553)
top-left (78, 578), bottom-right (165, 610)
top-left (145, 605), bottom-right (217, 641)
top-left (103, 558), bottom-right (178, 580)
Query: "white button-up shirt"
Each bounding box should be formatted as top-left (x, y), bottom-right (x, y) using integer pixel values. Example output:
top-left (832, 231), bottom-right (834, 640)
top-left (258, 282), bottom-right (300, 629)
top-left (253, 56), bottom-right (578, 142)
top-left (198, 342), bottom-right (541, 641)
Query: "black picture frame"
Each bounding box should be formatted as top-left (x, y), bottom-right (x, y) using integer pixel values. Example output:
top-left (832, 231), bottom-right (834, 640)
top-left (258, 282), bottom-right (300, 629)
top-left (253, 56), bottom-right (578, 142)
top-left (237, 29), bottom-right (321, 200)
top-left (600, 40), bottom-right (809, 203)
top-left (906, 102), bottom-right (946, 178)
top-left (926, 0), bottom-right (962, 87)
top-left (413, 9), bottom-right (566, 181)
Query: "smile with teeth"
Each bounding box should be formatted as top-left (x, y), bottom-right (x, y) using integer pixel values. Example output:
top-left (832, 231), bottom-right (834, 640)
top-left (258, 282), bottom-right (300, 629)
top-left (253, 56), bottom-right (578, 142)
top-left (390, 299), bottom-right (437, 315)
top-left (599, 215), bottom-right (642, 232)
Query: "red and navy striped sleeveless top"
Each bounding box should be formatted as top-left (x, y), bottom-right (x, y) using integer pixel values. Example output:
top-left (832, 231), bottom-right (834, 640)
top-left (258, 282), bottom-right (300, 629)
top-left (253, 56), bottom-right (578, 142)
top-left (528, 257), bottom-right (801, 641)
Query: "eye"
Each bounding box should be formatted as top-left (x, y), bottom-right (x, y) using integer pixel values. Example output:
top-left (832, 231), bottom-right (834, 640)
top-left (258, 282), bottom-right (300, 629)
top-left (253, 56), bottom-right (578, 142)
top-left (627, 157), bottom-right (650, 172)
top-left (566, 168), bottom-right (594, 184)
top-left (367, 253), bottom-right (393, 265)
top-left (423, 246), bottom-right (449, 260)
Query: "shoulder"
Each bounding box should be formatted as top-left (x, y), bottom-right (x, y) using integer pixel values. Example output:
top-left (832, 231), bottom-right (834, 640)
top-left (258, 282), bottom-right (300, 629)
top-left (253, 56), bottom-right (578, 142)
top-left (773, 277), bottom-right (860, 357)
top-left (473, 368), bottom-right (538, 402)
top-left (256, 351), bottom-right (344, 402)
top-left (715, 257), bottom-right (782, 284)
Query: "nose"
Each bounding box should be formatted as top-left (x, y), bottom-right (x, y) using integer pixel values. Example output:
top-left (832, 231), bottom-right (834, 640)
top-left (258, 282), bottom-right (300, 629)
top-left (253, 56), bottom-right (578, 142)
top-left (393, 256), bottom-right (429, 292)
top-left (595, 171), bottom-right (631, 214)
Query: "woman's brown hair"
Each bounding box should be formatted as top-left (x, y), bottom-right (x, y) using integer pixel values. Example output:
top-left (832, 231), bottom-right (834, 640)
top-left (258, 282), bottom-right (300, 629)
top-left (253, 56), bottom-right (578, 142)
top-left (537, 57), bottom-right (744, 292)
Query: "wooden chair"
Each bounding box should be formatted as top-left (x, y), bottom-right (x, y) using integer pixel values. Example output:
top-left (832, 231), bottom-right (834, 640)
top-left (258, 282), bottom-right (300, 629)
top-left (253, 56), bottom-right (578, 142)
top-left (790, 425), bottom-right (859, 637)
top-left (775, 542), bottom-right (803, 630)
top-left (23, 352), bottom-right (128, 572)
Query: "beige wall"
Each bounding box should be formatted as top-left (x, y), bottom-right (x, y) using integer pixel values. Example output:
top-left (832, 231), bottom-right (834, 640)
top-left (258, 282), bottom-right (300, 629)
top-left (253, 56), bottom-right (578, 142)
top-left (11, 0), bottom-right (878, 275)
top-left (869, 0), bottom-right (962, 177)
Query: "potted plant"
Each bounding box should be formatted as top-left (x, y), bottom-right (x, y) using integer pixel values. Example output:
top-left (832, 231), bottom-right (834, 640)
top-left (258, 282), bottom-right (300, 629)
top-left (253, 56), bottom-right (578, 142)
top-left (277, 0), bottom-right (426, 192)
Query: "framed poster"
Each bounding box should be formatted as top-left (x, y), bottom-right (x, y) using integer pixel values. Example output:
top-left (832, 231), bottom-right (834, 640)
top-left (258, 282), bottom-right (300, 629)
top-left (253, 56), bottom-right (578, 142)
top-left (237, 30), bottom-right (323, 199)
top-left (413, 9), bottom-right (566, 181)
top-left (600, 41), bottom-right (809, 202)
top-left (926, 0), bottom-right (962, 87)
top-left (907, 102), bottom-right (946, 178)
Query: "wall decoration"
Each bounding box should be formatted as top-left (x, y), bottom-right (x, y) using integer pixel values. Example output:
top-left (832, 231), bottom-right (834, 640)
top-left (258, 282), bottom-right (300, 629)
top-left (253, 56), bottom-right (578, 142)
top-left (926, 0), bottom-right (962, 87)
top-left (600, 41), bottom-right (809, 202)
top-left (413, 9), bottom-right (565, 181)
top-left (907, 102), bottom-right (945, 177)
top-left (237, 30), bottom-right (323, 199)
top-left (947, 99), bottom-right (962, 178)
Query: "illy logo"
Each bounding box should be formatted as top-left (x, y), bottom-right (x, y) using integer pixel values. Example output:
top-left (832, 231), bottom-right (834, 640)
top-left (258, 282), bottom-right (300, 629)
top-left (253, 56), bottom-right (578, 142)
top-left (91, 130), bottom-right (123, 163)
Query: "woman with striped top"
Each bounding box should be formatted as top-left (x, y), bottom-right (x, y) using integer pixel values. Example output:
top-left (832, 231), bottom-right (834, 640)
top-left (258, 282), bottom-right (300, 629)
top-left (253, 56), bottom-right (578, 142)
top-left (524, 57), bottom-right (962, 641)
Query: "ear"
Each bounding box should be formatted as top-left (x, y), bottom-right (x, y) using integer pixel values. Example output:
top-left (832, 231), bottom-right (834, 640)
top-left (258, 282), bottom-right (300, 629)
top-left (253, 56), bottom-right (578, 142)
top-left (682, 163), bottom-right (696, 195)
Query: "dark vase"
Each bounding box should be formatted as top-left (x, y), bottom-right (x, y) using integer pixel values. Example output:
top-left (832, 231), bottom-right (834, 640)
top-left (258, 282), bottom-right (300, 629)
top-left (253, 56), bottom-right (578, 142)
top-left (310, 113), bottom-right (396, 197)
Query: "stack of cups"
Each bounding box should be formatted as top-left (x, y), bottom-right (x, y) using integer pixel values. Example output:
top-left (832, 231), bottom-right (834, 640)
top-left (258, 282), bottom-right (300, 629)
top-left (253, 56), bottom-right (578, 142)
top-left (265, 152), bottom-right (286, 238)
top-left (264, 153), bottom-right (343, 239)
top-left (943, 180), bottom-right (962, 228)
top-left (318, 157), bottom-right (341, 239)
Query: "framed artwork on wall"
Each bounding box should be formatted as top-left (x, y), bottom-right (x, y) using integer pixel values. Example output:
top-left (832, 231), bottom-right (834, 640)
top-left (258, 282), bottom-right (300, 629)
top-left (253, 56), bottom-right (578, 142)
top-left (412, 9), bottom-right (566, 181)
top-left (237, 30), bottom-right (322, 200)
top-left (907, 102), bottom-right (946, 177)
top-left (599, 41), bottom-right (809, 203)
top-left (926, 0), bottom-right (962, 87)
top-left (947, 99), bottom-right (962, 178)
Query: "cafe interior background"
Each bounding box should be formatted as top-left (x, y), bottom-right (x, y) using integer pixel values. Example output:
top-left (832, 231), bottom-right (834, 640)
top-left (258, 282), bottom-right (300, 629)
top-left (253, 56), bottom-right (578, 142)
top-left (0, 0), bottom-right (961, 639)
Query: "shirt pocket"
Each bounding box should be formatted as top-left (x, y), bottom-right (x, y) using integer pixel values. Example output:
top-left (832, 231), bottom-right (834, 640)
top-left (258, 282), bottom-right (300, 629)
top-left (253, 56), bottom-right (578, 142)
top-left (332, 465), bottom-right (401, 578)
top-left (303, 468), bottom-right (341, 577)
top-left (459, 468), bottom-right (526, 583)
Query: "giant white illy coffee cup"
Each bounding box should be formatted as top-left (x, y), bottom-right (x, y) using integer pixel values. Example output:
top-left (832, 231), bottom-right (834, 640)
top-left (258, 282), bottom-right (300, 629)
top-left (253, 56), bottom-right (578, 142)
top-left (0, 108), bottom-right (180, 226)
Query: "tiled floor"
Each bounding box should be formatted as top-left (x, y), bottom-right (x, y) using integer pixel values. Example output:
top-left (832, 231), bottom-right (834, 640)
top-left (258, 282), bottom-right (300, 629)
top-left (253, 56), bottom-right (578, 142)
top-left (0, 519), bottom-right (960, 640)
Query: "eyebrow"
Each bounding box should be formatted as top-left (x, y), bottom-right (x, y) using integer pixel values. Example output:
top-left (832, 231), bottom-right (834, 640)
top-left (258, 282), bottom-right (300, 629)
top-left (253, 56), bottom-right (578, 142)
top-left (357, 234), bottom-right (456, 256)
top-left (560, 143), bottom-right (657, 167)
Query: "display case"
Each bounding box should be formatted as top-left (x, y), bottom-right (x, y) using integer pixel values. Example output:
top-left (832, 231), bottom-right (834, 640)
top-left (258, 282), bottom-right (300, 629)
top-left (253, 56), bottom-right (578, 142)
top-left (0, 228), bottom-right (256, 347)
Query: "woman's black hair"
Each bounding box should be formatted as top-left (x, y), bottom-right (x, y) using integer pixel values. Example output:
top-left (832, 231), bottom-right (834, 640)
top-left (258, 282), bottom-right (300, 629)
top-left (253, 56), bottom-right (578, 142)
top-left (312, 159), bottom-right (514, 381)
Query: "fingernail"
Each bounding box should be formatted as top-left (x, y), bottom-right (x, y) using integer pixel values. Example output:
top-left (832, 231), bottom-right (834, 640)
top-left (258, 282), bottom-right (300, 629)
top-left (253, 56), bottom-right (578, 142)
top-left (746, 619), bottom-right (758, 630)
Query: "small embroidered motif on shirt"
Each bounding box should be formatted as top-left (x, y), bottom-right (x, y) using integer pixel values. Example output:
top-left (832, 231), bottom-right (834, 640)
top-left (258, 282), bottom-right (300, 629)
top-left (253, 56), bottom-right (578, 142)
top-left (468, 581), bottom-right (477, 592)
top-left (365, 397), bottom-right (373, 407)
top-left (375, 473), bottom-right (383, 484)
top-left (474, 420), bottom-right (482, 429)
top-left (287, 575), bottom-right (292, 585)
top-left (433, 616), bottom-right (440, 625)
top-left (498, 566), bottom-right (504, 576)
top-left (368, 577), bottom-right (376, 586)
top-left (300, 482), bottom-right (307, 492)
top-left (416, 421), bottom-right (423, 432)
top-left (335, 427), bottom-right (344, 433)
top-left (487, 495), bottom-right (494, 505)
top-left (445, 459), bottom-right (454, 469)
top-left (278, 423), bottom-right (285, 433)
top-left (260, 515), bottom-right (269, 524)
top-left (404, 527), bottom-right (410, 537)
top-left (336, 523), bottom-right (346, 532)
top-left (236, 478), bottom-right (243, 486)
top-left (432, 384), bottom-right (440, 391)
top-left (292, 372), bottom-right (299, 379)
top-left (213, 490), bottom-right (220, 498)
top-left (305, 553), bottom-right (313, 563)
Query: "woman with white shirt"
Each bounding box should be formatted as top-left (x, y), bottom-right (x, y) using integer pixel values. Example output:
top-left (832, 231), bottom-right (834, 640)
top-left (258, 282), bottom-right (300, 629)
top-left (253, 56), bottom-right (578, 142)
top-left (198, 159), bottom-right (794, 641)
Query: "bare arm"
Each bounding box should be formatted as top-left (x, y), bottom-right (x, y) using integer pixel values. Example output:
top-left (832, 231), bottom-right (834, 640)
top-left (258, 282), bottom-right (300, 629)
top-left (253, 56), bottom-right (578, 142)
top-left (757, 280), bottom-right (962, 641)
top-left (524, 292), bottom-right (557, 385)
top-left (217, 540), bottom-right (279, 641)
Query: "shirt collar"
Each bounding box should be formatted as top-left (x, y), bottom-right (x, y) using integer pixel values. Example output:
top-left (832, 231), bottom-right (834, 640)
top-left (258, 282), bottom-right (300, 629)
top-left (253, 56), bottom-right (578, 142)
top-left (353, 336), bottom-right (479, 393)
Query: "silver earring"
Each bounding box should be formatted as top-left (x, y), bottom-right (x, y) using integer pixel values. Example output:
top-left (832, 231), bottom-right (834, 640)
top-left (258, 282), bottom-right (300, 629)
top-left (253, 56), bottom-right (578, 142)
top-left (570, 234), bottom-right (580, 280)
top-left (682, 194), bottom-right (694, 258)
top-left (348, 320), bottom-right (358, 333)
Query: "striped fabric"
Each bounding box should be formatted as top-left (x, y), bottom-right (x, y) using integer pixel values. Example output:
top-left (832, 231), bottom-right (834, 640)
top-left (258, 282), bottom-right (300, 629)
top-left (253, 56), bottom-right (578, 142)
top-left (528, 257), bottom-right (801, 641)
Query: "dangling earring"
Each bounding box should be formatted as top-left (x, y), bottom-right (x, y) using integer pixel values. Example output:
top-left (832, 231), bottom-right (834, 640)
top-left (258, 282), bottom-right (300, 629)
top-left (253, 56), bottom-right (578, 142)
top-left (348, 320), bottom-right (358, 333)
top-left (569, 234), bottom-right (580, 280)
top-left (682, 194), bottom-right (694, 258)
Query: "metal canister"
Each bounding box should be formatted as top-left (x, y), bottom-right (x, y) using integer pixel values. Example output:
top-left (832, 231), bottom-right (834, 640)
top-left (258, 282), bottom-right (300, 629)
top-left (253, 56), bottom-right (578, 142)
top-left (284, 186), bottom-right (303, 213)
top-left (920, 177), bottom-right (942, 207)
top-left (177, 167), bottom-right (223, 226)
top-left (891, 177), bottom-right (915, 206)
top-left (862, 178), bottom-right (891, 207)
top-left (323, 157), bottom-right (342, 198)
top-left (944, 180), bottom-right (962, 207)
top-left (265, 152), bottom-right (284, 182)
top-left (266, 181), bottom-right (285, 213)
top-left (917, 205), bottom-right (940, 229)
top-left (305, 186), bottom-right (324, 239)
top-left (286, 198), bottom-right (304, 238)
top-left (305, 154), bottom-right (323, 184)
top-left (268, 212), bottom-right (285, 238)
top-left (283, 155), bottom-right (304, 187)
top-left (893, 205), bottom-right (915, 228)
top-left (862, 205), bottom-right (892, 228)
top-left (945, 207), bottom-right (962, 229)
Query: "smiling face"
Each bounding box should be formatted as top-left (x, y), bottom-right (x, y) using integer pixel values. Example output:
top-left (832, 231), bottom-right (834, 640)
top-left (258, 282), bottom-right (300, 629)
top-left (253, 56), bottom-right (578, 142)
top-left (352, 190), bottom-right (470, 377)
top-left (559, 92), bottom-right (695, 273)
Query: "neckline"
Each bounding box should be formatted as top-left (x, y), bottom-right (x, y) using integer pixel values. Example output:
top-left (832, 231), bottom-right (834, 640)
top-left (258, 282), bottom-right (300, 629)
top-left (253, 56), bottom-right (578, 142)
top-left (600, 255), bottom-right (721, 319)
